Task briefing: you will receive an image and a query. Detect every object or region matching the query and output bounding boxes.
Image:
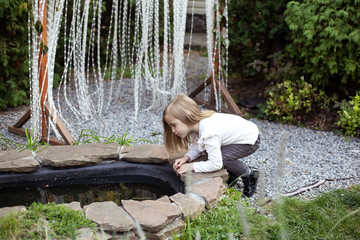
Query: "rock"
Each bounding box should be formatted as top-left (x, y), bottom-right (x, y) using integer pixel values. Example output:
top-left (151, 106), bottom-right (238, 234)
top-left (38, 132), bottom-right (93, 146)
top-left (93, 229), bottom-right (136, 240)
top-left (0, 206), bottom-right (26, 218)
top-left (0, 150), bottom-right (39, 172)
top-left (181, 169), bottom-right (228, 184)
top-left (124, 144), bottom-right (188, 164)
top-left (191, 177), bottom-right (226, 209)
top-left (122, 199), bottom-right (182, 233)
top-left (124, 144), bottom-right (168, 164)
top-left (62, 201), bottom-right (82, 212)
top-left (169, 192), bottom-right (205, 221)
top-left (37, 143), bottom-right (120, 168)
top-left (157, 195), bottom-right (171, 203)
top-left (76, 228), bottom-right (96, 240)
top-left (84, 201), bottom-right (134, 232)
top-left (145, 218), bottom-right (185, 240)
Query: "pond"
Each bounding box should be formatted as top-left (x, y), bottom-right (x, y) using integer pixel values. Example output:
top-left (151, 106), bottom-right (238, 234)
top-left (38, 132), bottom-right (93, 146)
top-left (0, 161), bottom-right (184, 208)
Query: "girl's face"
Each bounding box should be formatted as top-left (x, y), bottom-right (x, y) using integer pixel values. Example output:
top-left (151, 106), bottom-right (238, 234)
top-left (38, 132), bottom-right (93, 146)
top-left (165, 115), bottom-right (191, 139)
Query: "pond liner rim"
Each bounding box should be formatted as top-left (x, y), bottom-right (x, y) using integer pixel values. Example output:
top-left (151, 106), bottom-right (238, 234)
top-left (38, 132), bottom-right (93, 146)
top-left (0, 161), bottom-right (185, 194)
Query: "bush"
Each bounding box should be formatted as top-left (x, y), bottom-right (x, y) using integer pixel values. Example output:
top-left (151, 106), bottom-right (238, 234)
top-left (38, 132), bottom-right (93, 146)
top-left (0, 0), bottom-right (30, 110)
top-left (285, 0), bottom-right (360, 93)
top-left (336, 92), bottom-right (360, 137)
top-left (263, 77), bottom-right (334, 123)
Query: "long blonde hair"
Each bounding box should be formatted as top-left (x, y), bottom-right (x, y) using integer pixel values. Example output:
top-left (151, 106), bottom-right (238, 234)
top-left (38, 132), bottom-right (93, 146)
top-left (162, 93), bottom-right (215, 153)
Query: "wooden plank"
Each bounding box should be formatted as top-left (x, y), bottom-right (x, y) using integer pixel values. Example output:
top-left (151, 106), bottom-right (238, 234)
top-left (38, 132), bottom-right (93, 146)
top-left (8, 126), bottom-right (66, 145)
top-left (192, 98), bottom-right (232, 114)
top-left (216, 79), bottom-right (244, 116)
top-left (189, 77), bottom-right (211, 98)
top-left (13, 109), bottom-right (31, 128)
top-left (45, 102), bottom-right (76, 145)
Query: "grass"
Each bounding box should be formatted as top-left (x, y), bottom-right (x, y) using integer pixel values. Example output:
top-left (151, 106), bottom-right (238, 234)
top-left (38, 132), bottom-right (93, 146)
top-left (175, 185), bottom-right (360, 240)
top-left (0, 128), bottom-right (49, 153)
top-left (1, 128), bottom-right (151, 152)
top-left (74, 128), bottom-right (151, 146)
top-left (1, 186), bottom-right (358, 239)
top-left (0, 202), bottom-right (96, 240)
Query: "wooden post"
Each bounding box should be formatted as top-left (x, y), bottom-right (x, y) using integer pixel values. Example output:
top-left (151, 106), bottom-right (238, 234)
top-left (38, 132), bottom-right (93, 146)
top-left (39, 0), bottom-right (49, 138)
top-left (189, 0), bottom-right (243, 116)
top-left (8, 0), bottom-right (75, 145)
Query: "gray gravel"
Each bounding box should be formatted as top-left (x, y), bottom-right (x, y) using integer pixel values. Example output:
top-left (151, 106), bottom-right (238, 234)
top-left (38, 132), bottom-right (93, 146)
top-left (1, 51), bottom-right (359, 202)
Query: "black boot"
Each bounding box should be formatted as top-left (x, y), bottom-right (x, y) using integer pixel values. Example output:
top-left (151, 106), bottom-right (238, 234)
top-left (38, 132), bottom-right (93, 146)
top-left (241, 167), bottom-right (259, 198)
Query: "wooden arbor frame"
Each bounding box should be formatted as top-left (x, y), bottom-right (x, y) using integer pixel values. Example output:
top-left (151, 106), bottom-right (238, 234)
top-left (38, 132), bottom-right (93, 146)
top-left (8, 1), bottom-right (75, 145)
top-left (189, 2), bottom-right (243, 116)
top-left (8, 1), bottom-right (241, 145)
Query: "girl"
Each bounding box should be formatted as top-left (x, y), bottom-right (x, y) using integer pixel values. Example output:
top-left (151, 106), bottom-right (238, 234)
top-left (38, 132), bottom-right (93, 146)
top-left (162, 93), bottom-right (260, 197)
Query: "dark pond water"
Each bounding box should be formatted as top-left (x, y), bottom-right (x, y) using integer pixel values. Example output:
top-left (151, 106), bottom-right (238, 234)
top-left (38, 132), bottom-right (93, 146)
top-left (0, 162), bottom-right (184, 208)
top-left (0, 182), bottom-right (173, 208)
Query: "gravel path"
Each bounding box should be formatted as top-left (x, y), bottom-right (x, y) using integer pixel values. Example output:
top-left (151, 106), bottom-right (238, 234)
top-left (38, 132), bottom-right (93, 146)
top-left (1, 50), bottom-right (359, 202)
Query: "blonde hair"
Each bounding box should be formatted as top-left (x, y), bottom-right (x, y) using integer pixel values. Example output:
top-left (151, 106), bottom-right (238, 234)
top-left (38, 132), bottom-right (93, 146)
top-left (162, 93), bottom-right (215, 153)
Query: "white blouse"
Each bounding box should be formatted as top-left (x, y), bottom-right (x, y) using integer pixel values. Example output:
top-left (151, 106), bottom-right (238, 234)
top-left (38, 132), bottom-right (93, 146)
top-left (185, 113), bottom-right (259, 172)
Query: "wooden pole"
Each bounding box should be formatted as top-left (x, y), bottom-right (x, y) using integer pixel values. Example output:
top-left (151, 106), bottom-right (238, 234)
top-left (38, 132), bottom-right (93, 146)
top-left (39, 0), bottom-right (49, 138)
top-left (189, 0), bottom-right (243, 116)
top-left (8, 0), bottom-right (75, 145)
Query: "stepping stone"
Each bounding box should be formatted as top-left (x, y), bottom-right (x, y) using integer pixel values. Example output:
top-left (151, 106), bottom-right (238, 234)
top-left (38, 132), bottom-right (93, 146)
top-left (170, 192), bottom-right (205, 221)
top-left (84, 201), bottom-right (135, 232)
top-left (37, 143), bottom-right (120, 168)
top-left (191, 177), bottom-right (226, 209)
top-left (0, 206), bottom-right (26, 218)
top-left (181, 168), bottom-right (228, 183)
top-left (145, 218), bottom-right (185, 240)
top-left (0, 150), bottom-right (39, 173)
top-left (124, 144), bottom-right (187, 164)
top-left (122, 199), bottom-right (182, 233)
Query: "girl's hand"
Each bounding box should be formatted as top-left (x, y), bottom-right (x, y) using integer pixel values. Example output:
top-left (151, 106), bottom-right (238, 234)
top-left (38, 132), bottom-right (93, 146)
top-left (177, 163), bottom-right (194, 175)
top-left (173, 156), bottom-right (189, 172)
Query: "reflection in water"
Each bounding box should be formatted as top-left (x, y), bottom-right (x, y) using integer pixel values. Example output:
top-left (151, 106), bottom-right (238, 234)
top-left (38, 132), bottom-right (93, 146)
top-left (0, 182), bottom-right (171, 208)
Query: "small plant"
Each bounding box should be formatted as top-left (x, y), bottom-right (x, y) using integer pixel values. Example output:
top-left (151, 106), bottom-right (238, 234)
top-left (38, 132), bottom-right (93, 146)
top-left (20, 128), bottom-right (49, 153)
top-left (263, 77), bottom-right (334, 123)
top-left (75, 128), bottom-right (150, 146)
top-left (335, 92), bottom-right (360, 137)
top-left (0, 134), bottom-right (20, 150)
top-left (0, 128), bottom-right (48, 153)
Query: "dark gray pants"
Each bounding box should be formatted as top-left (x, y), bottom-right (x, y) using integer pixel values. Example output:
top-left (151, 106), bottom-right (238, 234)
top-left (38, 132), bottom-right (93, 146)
top-left (221, 135), bottom-right (260, 178)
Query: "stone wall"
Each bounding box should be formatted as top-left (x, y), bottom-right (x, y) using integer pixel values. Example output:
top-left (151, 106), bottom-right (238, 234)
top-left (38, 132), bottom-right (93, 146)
top-left (0, 143), bottom-right (228, 240)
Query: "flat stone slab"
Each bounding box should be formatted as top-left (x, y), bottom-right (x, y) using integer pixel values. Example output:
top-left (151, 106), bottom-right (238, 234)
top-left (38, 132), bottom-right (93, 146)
top-left (124, 144), bottom-right (188, 164)
top-left (124, 144), bottom-right (168, 164)
top-left (145, 218), bottom-right (185, 240)
top-left (62, 201), bottom-right (82, 212)
top-left (181, 169), bottom-right (228, 183)
top-left (0, 206), bottom-right (26, 218)
top-left (37, 143), bottom-right (120, 168)
top-left (122, 199), bottom-right (182, 233)
top-left (191, 177), bottom-right (226, 209)
top-left (170, 192), bottom-right (205, 221)
top-left (0, 150), bottom-right (39, 173)
top-left (84, 201), bottom-right (135, 232)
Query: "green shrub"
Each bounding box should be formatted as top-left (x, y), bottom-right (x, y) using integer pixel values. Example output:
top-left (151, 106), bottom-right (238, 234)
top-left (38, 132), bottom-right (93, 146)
top-left (0, 0), bottom-right (30, 110)
top-left (336, 92), bottom-right (360, 137)
top-left (285, 0), bottom-right (360, 93)
top-left (264, 77), bottom-right (334, 123)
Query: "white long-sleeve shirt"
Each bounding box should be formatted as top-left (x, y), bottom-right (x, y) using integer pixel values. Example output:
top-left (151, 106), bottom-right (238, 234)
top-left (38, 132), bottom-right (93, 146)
top-left (185, 113), bottom-right (259, 173)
